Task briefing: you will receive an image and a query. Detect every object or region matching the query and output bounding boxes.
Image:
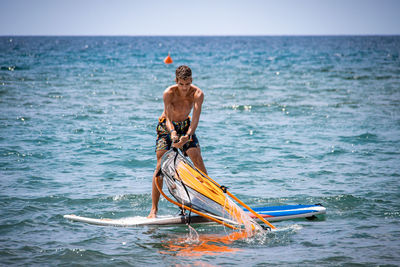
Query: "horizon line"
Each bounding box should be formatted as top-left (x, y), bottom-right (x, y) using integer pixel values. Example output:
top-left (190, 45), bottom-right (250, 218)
top-left (1, 34), bottom-right (400, 37)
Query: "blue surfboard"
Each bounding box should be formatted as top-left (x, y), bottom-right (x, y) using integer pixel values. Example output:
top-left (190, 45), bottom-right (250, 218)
top-left (245, 204), bottom-right (326, 222)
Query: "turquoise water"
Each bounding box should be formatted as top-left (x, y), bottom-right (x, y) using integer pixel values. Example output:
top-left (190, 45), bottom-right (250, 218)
top-left (1, 36), bottom-right (399, 266)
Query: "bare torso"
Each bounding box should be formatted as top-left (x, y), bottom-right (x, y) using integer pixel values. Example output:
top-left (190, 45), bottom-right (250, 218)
top-left (161, 85), bottom-right (198, 122)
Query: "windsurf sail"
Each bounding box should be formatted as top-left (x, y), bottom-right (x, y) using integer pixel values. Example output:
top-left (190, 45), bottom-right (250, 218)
top-left (157, 148), bottom-right (275, 233)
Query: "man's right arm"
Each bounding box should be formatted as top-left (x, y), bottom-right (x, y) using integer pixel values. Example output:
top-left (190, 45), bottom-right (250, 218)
top-left (163, 89), bottom-right (178, 142)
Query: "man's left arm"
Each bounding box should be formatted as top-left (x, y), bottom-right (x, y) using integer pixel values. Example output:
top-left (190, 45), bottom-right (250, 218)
top-left (174, 89), bottom-right (204, 148)
top-left (187, 89), bottom-right (204, 136)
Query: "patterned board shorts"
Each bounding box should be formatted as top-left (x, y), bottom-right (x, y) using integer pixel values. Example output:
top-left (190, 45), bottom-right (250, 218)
top-left (155, 117), bottom-right (200, 153)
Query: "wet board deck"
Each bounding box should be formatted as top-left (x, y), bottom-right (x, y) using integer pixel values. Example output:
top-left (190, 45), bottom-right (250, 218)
top-left (64, 204), bottom-right (326, 227)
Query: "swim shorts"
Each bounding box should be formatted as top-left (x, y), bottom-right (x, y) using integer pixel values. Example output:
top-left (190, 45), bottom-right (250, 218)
top-left (155, 117), bottom-right (200, 153)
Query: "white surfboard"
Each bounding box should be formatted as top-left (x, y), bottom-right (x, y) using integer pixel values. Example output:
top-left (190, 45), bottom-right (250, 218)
top-left (64, 204), bottom-right (326, 227)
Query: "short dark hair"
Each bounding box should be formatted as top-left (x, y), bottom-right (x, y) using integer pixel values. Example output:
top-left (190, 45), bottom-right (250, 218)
top-left (175, 65), bottom-right (192, 80)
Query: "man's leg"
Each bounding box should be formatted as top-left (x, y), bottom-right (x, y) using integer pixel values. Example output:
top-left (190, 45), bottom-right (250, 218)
top-left (186, 147), bottom-right (207, 175)
top-left (148, 149), bottom-right (168, 218)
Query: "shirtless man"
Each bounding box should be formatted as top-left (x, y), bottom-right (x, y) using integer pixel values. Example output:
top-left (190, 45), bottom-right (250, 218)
top-left (148, 65), bottom-right (207, 218)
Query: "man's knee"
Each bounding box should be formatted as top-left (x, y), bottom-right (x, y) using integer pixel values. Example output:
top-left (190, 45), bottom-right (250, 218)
top-left (186, 147), bottom-right (203, 162)
top-left (156, 149), bottom-right (168, 160)
top-left (154, 150), bottom-right (167, 177)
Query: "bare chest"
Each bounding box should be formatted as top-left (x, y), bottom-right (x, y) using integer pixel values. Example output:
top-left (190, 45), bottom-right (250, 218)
top-left (170, 96), bottom-right (194, 112)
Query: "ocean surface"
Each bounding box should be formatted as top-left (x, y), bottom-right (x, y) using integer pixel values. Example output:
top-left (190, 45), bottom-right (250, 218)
top-left (1, 36), bottom-right (399, 266)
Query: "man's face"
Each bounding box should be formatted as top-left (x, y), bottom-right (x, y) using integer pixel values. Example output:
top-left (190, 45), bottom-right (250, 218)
top-left (176, 78), bottom-right (192, 93)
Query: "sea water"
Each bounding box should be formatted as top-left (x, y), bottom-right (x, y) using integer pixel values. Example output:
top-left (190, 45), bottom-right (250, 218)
top-left (1, 36), bottom-right (399, 266)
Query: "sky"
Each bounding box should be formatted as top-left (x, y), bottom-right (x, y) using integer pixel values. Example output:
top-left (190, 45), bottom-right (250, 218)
top-left (0, 0), bottom-right (399, 36)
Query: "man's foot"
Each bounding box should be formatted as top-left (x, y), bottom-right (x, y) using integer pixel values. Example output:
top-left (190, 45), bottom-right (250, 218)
top-left (147, 211), bottom-right (157, 218)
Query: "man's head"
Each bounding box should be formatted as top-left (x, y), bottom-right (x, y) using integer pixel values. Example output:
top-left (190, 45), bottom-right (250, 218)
top-left (175, 65), bottom-right (192, 93)
top-left (175, 65), bottom-right (192, 80)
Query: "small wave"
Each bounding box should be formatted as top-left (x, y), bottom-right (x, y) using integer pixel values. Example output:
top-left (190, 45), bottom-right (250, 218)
top-left (101, 170), bottom-right (129, 180)
top-left (272, 223), bottom-right (303, 233)
top-left (343, 75), bottom-right (370, 80)
top-left (322, 194), bottom-right (364, 207)
top-left (109, 193), bottom-right (150, 202)
top-left (339, 132), bottom-right (378, 144)
top-left (87, 107), bottom-right (105, 115)
top-left (0, 89), bottom-right (8, 96)
top-left (230, 104), bottom-right (253, 111)
top-left (0, 65), bottom-right (29, 71)
top-left (100, 158), bottom-right (152, 168)
top-left (318, 66), bottom-right (334, 73)
top-left (46, 92), bottom-right (63, 99)
top-left (72, 114), bottom-right (90, 121)
top-left (301, 241), bottom-right (324, 248)
top-left (375, 75), bottom-right (393, 80)
top-left (239, 223), bottom-right (303, 247)
top-left (55, 248), bottom-right (110, 264)
top-left (325, 147), bottom-right (347, 156)
top-left (16, 116), bottom-right (30, 122)
top-left (112, 194), bottom-right (127, 201)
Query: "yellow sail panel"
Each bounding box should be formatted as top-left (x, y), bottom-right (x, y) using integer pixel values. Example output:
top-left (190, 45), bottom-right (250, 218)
top-left (176, 162), bottom-right (226, 204)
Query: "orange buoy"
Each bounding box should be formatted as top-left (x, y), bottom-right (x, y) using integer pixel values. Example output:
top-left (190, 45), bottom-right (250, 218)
top-left (164, 53), bottom-right (173, 64)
